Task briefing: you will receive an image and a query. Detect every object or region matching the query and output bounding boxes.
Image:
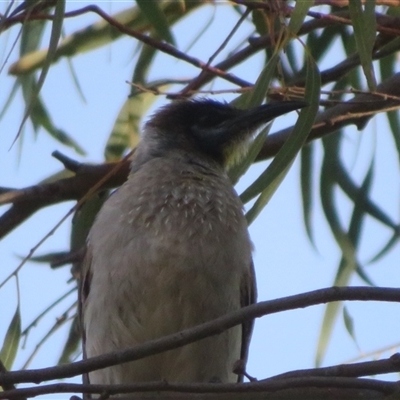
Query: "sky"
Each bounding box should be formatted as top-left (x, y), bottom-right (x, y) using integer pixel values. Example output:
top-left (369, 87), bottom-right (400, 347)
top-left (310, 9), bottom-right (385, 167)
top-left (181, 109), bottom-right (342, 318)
top-left (1, 2), bottom-right (400, 398)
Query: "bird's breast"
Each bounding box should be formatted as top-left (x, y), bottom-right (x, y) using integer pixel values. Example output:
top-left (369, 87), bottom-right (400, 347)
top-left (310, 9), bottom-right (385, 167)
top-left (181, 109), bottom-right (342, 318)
top-left (121, 168), bottom-right (246, 241)
top-left (89, 160), bottom-right (252, 288)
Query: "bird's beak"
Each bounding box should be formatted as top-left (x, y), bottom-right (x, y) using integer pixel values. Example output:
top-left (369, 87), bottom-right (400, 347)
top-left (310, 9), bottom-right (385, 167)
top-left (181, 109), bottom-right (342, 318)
top-left (232, 100), bottom-right (309, 131)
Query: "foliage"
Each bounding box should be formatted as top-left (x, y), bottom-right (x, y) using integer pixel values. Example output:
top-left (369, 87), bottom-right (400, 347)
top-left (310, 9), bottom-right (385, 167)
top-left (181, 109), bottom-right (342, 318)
top-left (1, 1), bottom-right (400, 398)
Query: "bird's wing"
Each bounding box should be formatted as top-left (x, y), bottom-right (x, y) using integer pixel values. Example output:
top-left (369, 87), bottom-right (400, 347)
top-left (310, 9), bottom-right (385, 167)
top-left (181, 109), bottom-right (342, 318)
top-left (238, 259), bottom-right (257, 382)
top-left (78, 244), bottom-right (93, 390)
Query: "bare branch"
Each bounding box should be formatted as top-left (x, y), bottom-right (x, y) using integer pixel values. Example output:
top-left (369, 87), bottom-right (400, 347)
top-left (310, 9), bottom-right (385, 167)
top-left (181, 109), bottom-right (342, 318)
top-left (270, 353), bottom-right (400, 380)
top-left (0, 286), bottom-right (399, 386)
top-left (0, 159), bottom-right (130, 238)
top-left (1, 376), bottom-right (399, 399)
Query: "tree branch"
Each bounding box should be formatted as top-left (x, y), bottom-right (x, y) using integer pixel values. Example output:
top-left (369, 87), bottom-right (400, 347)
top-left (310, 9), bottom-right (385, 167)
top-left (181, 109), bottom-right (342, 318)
top-left (1, 72), bottom-right (400, 238)
top-left (6, 4), bottom-right (251, 88)
top-left (179, 10), bottom-right (400, 93)
top-left (257, 72), bottom-right (400, 160)
top-left (1, 376), bottom-right (399, 399)
top-left (1, 286), bottom-right (399, 386)
top-left (270, 353), bottom-right (400, 380)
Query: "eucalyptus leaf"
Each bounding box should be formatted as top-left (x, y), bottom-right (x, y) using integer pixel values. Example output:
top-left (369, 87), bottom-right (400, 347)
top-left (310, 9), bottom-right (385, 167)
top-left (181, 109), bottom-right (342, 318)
top-left (136, 0), bottom-right (175, 45)
top-left (348, 0), bottom-right (377, 90)
top-left (245, 53), bottom-right (320, 224)
top-left (0, 306), bottom-right (21, 370)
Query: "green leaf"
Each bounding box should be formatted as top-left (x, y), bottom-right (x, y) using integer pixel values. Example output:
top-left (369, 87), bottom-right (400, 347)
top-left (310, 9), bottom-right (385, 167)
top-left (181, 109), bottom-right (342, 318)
top-left (339, 28), bottom-right (361, 89)
top-left (0, 306), bottom-right (21, 370)
top-left (367, 231), bottom-right (400, 264)
top-left (9, 2), bottom-right (203, 76)
top-left (335, 158), bottom-right (399, 232)
top-left (0, 81), bottom-right (20, 120)
top-left (39, 169), bottom-right (75, 184)
top-left (305, 25), bottom-right (344, 65)
top-left (132, 44), bottom-right (157, 85)
top-left (71, 192), bottom-right (108, 251)
top-left (300, 143), bottom-right (316, 247)
top-left (343, 306), bottom-right (360, 350)
top-left (348, 0), bottom-right (377, 90)
top-left (288, 0), bottom-right (313, 36)
top-left (25, 251), bottom-right (70, 264)
top-left (14, 0), bottom-right (66, 145)
top-left (315, 159), bottom-right (374, 367)
top-left (20, 18), bottom-right (46, 56)
top-left (65, 53), bottom-right (87, 104)
top-left (234, 53), bottom-right (280, 109)
top-left (136, 0), bottom-right (175, 45)
top-left (242, 52), bottom-right (320, 224)
top-left (285, 40), bottom-right (299, 75)
top-left (252, 9), bottom-right (268, 37)
top-left (355, 264), bottom-right (376, 286)
top-left (19, 76), bottom-right (85, 154)
top-left (58, 315), bottom-right (81, 365)
top-left (380, 54), bottom-right (400, 167)
top-left (105, 93), bottom-right (155, 161)
top-left (319, 134), bottom-right (353, 255)
top-left (228, 123), bottom-right (273, 185)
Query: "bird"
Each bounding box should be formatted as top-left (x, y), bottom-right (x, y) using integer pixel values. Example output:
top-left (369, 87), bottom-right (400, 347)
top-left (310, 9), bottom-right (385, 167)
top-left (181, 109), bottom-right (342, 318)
top-left (80, 98), bottom-right (306, 388)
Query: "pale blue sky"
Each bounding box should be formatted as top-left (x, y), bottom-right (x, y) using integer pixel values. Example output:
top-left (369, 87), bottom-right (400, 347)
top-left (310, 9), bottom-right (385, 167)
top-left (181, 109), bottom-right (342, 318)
top-left (1, 2), bottom-right (399, 398)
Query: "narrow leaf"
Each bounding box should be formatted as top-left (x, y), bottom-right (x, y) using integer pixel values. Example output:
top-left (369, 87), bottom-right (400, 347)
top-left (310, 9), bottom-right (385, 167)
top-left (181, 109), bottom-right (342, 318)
top-left (58, 315), bottom-right (81, 364)
top-left (233, 53), bottom-right (280, 109)
top-left (132, 43), bottom-right (157, 85)
top-left (13, 0), bottom-right (66, 145)
top-left (355, 263), bottom-right (376, 286)
top-left (24, 251), bottom-right (70, 264)
top-left (380, 54), bottom-right (400, 167)
top-left (319, 134), bottom-right (353, 256)
top-left (242, 51), bottom-right (320, 218)
top-left (0, 306), bottom-right (21, 370)
top-left (336, 159), bottom-right (399, 232)
top-left (20, 18), bottom-right (46, 56)
top-left (367, 231), bottom-right (400, 264)
top-left (9, 2), bottom-right (203, 76)
top-left (343, 306), bottom-right (360, 349)
top-left (71, 193), bottom-right (108, 251)
top-left (300, 143), bottom-right (316, 247)
top-left (136, 0), bottom-right (175, 45)
top-left (252, 9), bottom-right (268, 37)
top-left (305, 25), bottom-right (344, 64)
top-left (348, 0), bottom-right (377, 90)
top-left (19, 78), bottom-right (85, 154)
top-left (316, 159), bottom-right (374, 366)
top-left (288, 0), bottom-right (313, 36)
top-left (105, 93), bottom-right (155, 161)
top-left (0, 81), bottom-right (20, 120)
top-left (229, 124), bottom-right (272, 185)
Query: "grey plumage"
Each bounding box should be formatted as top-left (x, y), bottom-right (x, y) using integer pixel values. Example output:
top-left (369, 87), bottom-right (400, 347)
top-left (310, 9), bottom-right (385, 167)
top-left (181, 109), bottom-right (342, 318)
top-left (80, 99), bottom-right (306, 386)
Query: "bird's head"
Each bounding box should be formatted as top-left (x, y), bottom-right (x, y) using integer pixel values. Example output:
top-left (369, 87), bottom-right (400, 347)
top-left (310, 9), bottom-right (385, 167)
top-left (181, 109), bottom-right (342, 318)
top-left (142, 98), bottom-right (307, 169)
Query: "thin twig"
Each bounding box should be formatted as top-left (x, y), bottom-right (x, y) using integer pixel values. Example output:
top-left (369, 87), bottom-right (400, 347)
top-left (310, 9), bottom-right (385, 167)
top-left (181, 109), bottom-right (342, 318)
top-left (0, 151), bottom-right (133, 290)
top-left (6, 4), bottom-right (251, 88)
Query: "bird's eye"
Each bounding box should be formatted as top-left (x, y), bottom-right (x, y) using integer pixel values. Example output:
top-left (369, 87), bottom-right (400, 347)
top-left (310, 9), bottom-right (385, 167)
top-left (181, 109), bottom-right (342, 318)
top-left (195, 114), bottom-right (227, 130)
top-left (198, 115), bottom-right (216, 126)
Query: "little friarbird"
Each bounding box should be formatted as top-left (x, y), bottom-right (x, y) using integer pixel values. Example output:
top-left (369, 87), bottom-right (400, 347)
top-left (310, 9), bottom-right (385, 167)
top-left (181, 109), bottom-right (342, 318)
top-left (80, 98), bottom-right (307, 386)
